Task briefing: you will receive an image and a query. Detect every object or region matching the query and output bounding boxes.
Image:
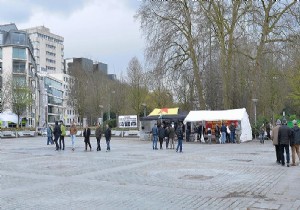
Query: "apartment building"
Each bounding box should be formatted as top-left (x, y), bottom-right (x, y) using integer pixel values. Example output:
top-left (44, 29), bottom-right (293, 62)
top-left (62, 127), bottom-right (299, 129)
top-left (23, 26), bottom-right (64, 74)
top-left (0, 23), bottom-right (38, 127)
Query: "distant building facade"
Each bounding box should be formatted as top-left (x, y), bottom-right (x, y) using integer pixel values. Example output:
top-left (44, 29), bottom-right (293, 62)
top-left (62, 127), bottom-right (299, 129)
top-left (23, 26), bottom-right (64, 74)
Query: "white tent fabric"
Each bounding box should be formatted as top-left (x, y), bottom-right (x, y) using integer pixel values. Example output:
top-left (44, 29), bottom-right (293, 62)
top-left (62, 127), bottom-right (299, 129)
top-left (0, 111), bottom-right (18, 123)
top-left (184, 108), bottom-right (252, 142)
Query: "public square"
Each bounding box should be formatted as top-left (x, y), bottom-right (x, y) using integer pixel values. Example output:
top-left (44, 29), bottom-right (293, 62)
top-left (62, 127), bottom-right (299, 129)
top-left (1, 137), bottom-right (300, 210)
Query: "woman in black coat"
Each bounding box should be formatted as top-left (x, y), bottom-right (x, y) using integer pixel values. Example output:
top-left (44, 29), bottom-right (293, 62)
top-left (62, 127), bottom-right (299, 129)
top-left (83, 124), bottom-right (92, 151)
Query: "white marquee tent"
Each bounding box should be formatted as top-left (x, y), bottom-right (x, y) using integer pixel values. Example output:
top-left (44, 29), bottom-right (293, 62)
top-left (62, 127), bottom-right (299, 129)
top-left (184, 108), bottom-right (252, 142)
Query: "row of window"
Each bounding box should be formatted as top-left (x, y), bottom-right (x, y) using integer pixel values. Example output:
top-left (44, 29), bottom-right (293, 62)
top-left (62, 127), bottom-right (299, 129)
top-left (46, 66), bottom-right (56, 71)
top-left (46, 51), bottom-right (56, 56)
top-left (37, 33), bottom-right (63, 44)
top-left (46, 58), bottom-right (56, 64)
top-left (46, 44), bottom-right (56, 49)
top-left (66, 110), bottom-right (76, 115)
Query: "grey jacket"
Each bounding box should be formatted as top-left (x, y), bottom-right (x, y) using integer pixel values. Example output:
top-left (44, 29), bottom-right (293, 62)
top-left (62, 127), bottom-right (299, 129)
top-left (271, 125), bottom-right (280, 145)
top-left (278, 125), bottom-right (292, 145)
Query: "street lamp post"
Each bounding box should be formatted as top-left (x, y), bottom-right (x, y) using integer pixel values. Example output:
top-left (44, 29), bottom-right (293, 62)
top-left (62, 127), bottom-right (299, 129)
top-left (99, 105), bottom-right (103, 124)
top-left (141, 103), bottom-right (147, 117)
top-left (108, 91), bottom-right (115, 121)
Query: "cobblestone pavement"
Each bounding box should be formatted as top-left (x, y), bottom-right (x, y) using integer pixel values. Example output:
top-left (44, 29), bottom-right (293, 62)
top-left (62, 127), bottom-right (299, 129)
top-left (1, 137), bottom-right (300, 210)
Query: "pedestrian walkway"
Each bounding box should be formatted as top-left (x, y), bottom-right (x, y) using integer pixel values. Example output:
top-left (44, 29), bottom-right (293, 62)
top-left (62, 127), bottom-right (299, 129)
top-left (0, 137), bottom-right (299, 210)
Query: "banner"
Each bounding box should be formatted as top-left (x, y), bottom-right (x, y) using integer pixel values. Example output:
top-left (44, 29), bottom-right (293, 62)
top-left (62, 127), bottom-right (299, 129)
top-left (119, 115), bottom-right (137, 128)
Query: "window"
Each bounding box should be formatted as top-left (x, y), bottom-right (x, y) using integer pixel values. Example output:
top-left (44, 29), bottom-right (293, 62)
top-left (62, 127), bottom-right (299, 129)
top-left (12, 33), bottom-right (26, 45)
top-left (0, 33), bottom-right (3, 44)
top-left (13, 76), bottom-right (26, 86)
top-left (0, 47), bottom-right (2, 59)
top-left (0, 62), bottom-right (2, 74)
top-left (13, 48), bottom-right (26, 59)
top-left (13, 61), bottom-right (26, 73)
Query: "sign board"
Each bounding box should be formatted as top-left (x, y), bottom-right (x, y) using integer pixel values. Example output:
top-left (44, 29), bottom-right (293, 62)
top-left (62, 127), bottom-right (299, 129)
top-left (119, 115), bottom-right (137, 128)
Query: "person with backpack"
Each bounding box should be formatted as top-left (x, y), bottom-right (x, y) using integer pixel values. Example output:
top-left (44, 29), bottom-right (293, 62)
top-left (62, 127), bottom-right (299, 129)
top-left (291, 120), bottom-right (300, 166)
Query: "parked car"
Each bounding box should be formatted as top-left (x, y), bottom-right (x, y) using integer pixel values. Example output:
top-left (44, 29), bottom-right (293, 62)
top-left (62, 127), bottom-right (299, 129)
top-left (37, 127), bottom-right (47, 136)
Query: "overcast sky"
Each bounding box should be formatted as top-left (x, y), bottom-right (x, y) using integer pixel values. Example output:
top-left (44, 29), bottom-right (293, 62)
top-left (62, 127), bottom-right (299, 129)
top-left (0, 0), bottom-right (144, 77)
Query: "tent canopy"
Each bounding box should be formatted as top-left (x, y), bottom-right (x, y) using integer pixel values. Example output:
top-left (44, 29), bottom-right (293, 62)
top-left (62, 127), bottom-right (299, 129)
top-left (0, 110), bottom-right (18, 123)
top-left (148, 108), bottom-right (179, 116)
top-left (184, 108), bottom-right (252, 142)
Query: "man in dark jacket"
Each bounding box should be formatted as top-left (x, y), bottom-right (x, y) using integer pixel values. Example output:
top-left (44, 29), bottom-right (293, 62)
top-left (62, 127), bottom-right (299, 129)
top-left (105, 124), bottom-right (111, 152)
top-left (278, 119), bottom-right (293, 167)
top-left (83, 124), bottom-right (92, 151)
top-left (291, 120), bottom-right (300, 166)
top-left (95, 123), bottom-right (102, 151)
top-left (53, 121), bottom-right (61, 151)
top-left (220, 123), bottom-right (227, 144)
top-left (197, 122), bottom-right (205, 143)
top-left (229, 122), bottom-right (236, 143)
top-left (176, 122), bottom-right (184, 153)
top-left (158, 124), bottom-right (165, 149)
top-left (151, 123), bottom-right (158, 150)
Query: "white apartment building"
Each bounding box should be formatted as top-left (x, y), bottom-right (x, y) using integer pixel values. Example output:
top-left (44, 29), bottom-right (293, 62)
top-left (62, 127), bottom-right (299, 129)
top-left (0, 23), bottom-right (38, 127)
top-left (23, 26), bottom-right (64, 74)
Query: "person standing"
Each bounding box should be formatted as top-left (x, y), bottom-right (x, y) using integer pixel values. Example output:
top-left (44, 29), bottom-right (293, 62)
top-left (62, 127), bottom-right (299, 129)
top-left (53, 121), bottom-right (61, 151)
top-left (47, 125), bottom-right (54, 145)
top-left (271, 119), bottom-right (282, 165)
top-left (158, 124), bottom-right (165, 150)
top-left (197, 122), bottom-right (204, 143)
top-left (83, 124), bottom-right (92, 151)
top-left (291, 120), bottom-right (300, 166)
top-left (169, 124), bottom-right (175, 149)
top-left (229, 122), bottom-right (236, 143)
top-left (176, 122), bottom-right (184, 153)
top-left (151, 123), bottom-right (158, 150)
top-left (266, 122), bottom-right (271, 139)
top-left (278, 119), bottom-right (292, 167)
top-left (260, 123), bottom-right (265, 144)
top-left (105, 124), bottom-right (111, 152)
top-left (59, 121), bottom-right (66, 150)
top-left (207, 128), bottom-right (212, 144)
top-left (95, 123), bottom-right (102, 151)
top-left (165, 125), bottom-right (170, 149)
top-left (221, 123), bottom-right (227, 144)
top-left (215, 123), bottom-right (220, 144)
top-left (70, 122), bottom-right (77, 151)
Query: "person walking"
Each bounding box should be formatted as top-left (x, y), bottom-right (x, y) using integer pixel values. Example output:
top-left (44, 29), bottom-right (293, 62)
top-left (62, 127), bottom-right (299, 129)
top-left (278, 119), bottom-right (292, 167)
top-left (83, 124), bottom-right (92, 151)
top-left (221, 123), bottom-right (226, 144)
top-left (169, 124), bottom-right (175, 149)
top-left (53, 121), bottom-right (61, 151)
top-left (207, 128), bottom-right (212, 144)
top-left (266, 122), bottom-right (271, 139)
top-left (260, 123), bottom-right (265, 144)
top-left (59, 121), bottom-right (66, 150)
top-left (197, 122), bottom-right (204, 143)
top-left (95, 123), bottom-right (102, 151)
top-left (151, 123), bottom-right (158, 150)
top-left (229, 122), bottom-right (236, 143)
top-left (176, 122), bottom-right (184, 153)
top-left (215, 123), bottom-right (220, 144)
top-left (105, 124), bottom-right (111, 152)
top-left (271, 119), bottom-right (282, 165)
top-left (47, 125), bottom-right (54, 145)
top-left (291, 120), bottom-right (300, 166)
top-left (70, 122), bottom-right (77, 151)
top-left (165, 125), bottom-right (170, 149)
top-left (158, 124), bottom-right (165, 150)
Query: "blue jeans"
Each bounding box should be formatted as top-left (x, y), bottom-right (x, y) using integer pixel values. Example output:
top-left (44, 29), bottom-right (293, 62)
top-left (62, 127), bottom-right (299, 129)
top-left (106, 139), bottom-right (110, 150)
top-left (70, 134), bottom-right (76, 149)
top-left (176, 138), bottom-right (183, 152)
top-left (221, 132), bottom-right (226, 144)
top-left (230, 131), bottom-right (235, 143)
top-left (260, 132), bottom-right (264, 144)
top-left (152, 135), bottom-right (158, 149)
top-left (47, 136), bottom-right (53, 145)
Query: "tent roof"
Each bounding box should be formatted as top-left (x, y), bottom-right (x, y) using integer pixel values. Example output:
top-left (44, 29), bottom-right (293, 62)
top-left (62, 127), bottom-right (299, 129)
top-left (184, 108), bottom-right (248, 123)
top-left (140, 114), bottom-right (187, 121)
top-left (148, 107), bottom-right (179, 116)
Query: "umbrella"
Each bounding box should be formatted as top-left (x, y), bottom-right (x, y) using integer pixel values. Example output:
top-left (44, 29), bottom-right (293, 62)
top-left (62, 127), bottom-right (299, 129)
top-left (0, 111), bottom-right (18, 123)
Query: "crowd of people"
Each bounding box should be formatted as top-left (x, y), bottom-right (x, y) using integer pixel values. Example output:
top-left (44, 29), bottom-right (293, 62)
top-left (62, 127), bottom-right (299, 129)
top-left (271, 119), bottom-right (300, 167)
top-left (46, 121), bottom-right (112, 152)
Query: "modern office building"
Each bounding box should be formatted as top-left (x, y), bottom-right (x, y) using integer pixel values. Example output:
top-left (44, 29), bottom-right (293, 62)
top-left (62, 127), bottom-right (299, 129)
top-left (0, 23), bottom-right (38, 127)
top-left (23, 26), bottom-right (64, 74)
